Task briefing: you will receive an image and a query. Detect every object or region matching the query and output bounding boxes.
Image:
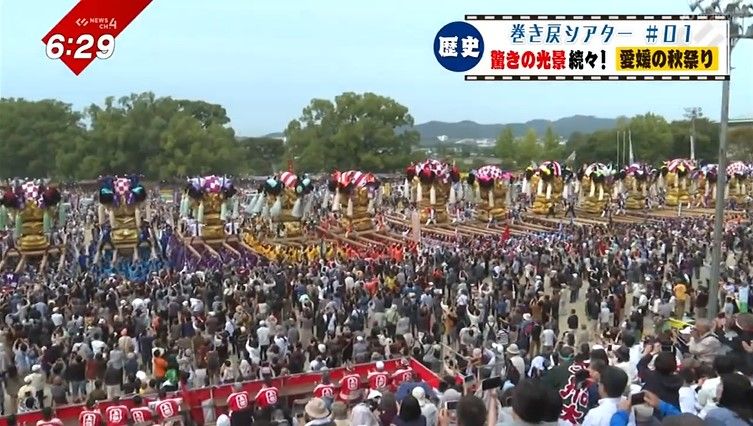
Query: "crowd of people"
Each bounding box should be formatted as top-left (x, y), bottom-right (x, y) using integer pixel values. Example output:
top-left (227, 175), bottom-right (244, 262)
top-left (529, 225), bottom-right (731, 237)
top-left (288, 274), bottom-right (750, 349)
top-left (0, 184), bottom-right (751, 426)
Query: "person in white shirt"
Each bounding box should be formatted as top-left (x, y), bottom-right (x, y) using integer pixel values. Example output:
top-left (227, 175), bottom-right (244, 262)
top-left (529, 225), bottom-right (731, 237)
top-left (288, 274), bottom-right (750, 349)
top-left (582, 366), bottom-right (631, 426)
top-left (677, 367), bottom-right (698, 414)
top-left (540, 327), bottom-right (556, 352)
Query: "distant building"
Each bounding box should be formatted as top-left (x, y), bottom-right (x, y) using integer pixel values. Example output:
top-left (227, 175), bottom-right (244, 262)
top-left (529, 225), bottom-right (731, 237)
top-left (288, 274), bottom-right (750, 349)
top-left (730, 118), bottom-right (753, 128)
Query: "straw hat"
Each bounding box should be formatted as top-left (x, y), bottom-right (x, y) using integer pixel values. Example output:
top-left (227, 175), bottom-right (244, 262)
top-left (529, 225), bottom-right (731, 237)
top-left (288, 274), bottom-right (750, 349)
top-left (305, 398), bottom-right (330, 419)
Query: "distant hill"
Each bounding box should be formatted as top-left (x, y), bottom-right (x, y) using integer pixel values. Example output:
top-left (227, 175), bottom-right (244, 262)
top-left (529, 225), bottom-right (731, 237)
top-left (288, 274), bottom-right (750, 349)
top-left (413, 115), bottom-right (617, 145)
top-left (262, 115), bottom-right (617, 144)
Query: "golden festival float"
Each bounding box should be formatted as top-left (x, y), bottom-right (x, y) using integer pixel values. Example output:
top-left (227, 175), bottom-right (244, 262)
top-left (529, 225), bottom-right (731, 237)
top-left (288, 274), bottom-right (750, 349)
top-left (179, 175), bottom-right (241, 257)
top-left (578, 163), bottom-right (616, 214)
top-left (0, 179), bottom-right (64, 272)
top-left (466, 165), bottom-right (512, 222)
top-left (403, 159), bottom-right (458, 224)
top-left (725, 161), bottom-right (750, 205)
top-left (622, 163), bottom-right (652, 210)
top-left (246, 170), bottom-right (315, 239)
top-left (693, 164), bottom-right (718, 207)
top-left (325, 170), bottom-right (381, 232)
top-left (661, 159), bottom-right (695, 207)
top-left (96, 176), bottom-right (149, 260)
top-left (527, 161), bottom-right (564, 215)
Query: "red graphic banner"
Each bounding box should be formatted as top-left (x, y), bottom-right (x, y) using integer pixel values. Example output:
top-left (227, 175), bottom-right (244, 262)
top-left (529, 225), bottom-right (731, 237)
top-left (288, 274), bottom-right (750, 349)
top-left (41, 0), bottom-right (152, 75)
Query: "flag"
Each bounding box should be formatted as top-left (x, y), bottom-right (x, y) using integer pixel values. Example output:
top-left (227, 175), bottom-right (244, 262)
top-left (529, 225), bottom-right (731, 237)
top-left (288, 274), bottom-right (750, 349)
top-left (501, 224), bottom-right (510, 242)
top-left (564, 151), bottom-right (576, 164)
top-left (628, 130), bottom-right (635, 164)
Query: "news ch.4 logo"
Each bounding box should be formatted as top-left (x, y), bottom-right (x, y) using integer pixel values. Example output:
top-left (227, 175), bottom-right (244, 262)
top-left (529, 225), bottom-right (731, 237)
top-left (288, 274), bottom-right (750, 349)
top-left (434, 15), bottom-right (730, 80)
top-left (41, 0), bottom-right (152, 75)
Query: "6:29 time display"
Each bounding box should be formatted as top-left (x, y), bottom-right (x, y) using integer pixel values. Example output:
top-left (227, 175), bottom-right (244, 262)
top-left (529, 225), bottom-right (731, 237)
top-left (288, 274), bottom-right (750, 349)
top-left (45, 33), bottom-right (115, 60)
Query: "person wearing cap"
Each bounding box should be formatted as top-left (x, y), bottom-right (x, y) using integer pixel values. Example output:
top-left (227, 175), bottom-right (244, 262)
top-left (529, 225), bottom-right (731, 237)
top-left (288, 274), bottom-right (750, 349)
top-left (505, 344), bottom-right (526, 381)
top-left (313, 371), bottom-right (336, 402)
top-left (227, 383), bottom-right (253, 426)
top-left (368, 361), bottom-right (390, 394)
top-left (303, 397), bottom-right (334, 426)
top-left (129, 395), bottom-right (153, 425)
top-left (79, 399), bottom-right (102, 426)
top-left (391, 358), bottom-right (414, 390)
top-left (103, 395), bottom-right (129, 426)
top-left (412, 386), bottom-right (437, 426)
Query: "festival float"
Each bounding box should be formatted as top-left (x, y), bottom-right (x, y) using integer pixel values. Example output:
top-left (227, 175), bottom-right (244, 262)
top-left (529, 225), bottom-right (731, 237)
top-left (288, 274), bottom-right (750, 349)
top-left (179, 175), bottom-right (245, 260)
top-left (726, 161), bottom-right (750, 205)
top-left (0, 179), bottom-right (64, 272)
top-left (622, 163), bottom-right (651, 210)
top-left (466, 165), bottom-right (512, 222)
top-left (529, 161), bottom-right (564, 215)
top-left (577, 163), bottom-right (617, 214)
top-left (404, 159), bottom-right (458, 225)
top-left (693, 164), bottom-right (718, 207)
top-left (326, 170), bottom-right (380, 232)
top-left (248, 170), bottom-right (315, 239)
top-left (662, 159), bottom-right (695, 206)
top-left (96, 176), bottom-right (149, 259)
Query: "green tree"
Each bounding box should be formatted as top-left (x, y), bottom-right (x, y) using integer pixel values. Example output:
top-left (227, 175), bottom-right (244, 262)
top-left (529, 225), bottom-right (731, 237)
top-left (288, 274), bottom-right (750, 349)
top-left (0, 98), bottom-right (89, 178)
top-left (542, 126), bottom-right (562, 160)
top-left (516, 128), bottom-right (541, 167)
top-left (669, 117), bottom-right (719, 162)
top-left (239, 137), bottom-right (286, 175)
top-left (627, 113), bottom-right (673, 165)
top-left (729, 126), bottom-right (753, 162)
top-left (494, 126), bottom-right (516, 168)
top-left (284, 92), bottom-right (419, 172)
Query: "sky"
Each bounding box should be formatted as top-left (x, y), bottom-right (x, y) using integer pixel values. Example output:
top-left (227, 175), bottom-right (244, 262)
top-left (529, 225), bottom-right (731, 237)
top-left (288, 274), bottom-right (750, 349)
top-left (1, 0), bottom-right (752, 136)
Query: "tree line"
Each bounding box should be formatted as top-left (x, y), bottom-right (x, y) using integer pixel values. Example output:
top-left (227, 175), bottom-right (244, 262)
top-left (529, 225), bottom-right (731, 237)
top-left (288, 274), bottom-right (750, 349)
top-left (1, 91), bottom-right (751, 180)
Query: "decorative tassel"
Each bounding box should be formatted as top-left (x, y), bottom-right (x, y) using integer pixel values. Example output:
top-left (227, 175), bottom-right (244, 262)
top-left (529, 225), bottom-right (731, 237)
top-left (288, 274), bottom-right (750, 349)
top-left (742, 183), bottom-right (746, 194)
top-left (612, 185), bottom-right (618, 199)
top-left (681, 178), bottom-right (686, 190)
top-left (598, 185), bottom-right (604, 201)
top-left (474, 184), bottom-right (481, 203)
top-left (574, 180), bottom-right (580, 194)
top-left (261, 199), bottom-right (270, 218)
top-left (590, 182), bottom-right (596, 198)
top-left (232, 198), bottom-right (239, 218)
top-left (705, 183), bottom-right (710, 197)
top-left (429, 185), bottom-right (436, 205)
top-left (109, 209), bottom-right (116, 228)
top-left (246, 195), bottom-right (257, 214)
top-left (403, 179), bottom-right (411, 201)
top-left (220, 201), bottom-right (228, 221)
top-left (98, 204), bottom-right (105, 225)
top-left (563, 183), bottom-right (569, 199)
top-left (487, 188), bottom-right (494, 208)
top-left (14, 212), bottom-right (22, 239)
top-left (332, 188), bottom-right (341, 212)
top-left (0, 206), bottom-right (6, 229)
top-left (197, 202), bottom-right (204, 223)
top-left (449, 185), bottom-right (456, 204)
top-left (367, 197), bottom-right (375, 214)
top-left (537, 178), bottom-right (544, 197)
top-left (303, 196), bottom-right (314, 216)
top-left (321, 191), bottom-right (329, 209)
top-left (632, 179), bottom-right (637, 192)
top-left (347, 197), bottom-right (354, 217)
top-left (135, 207), bottom-right (142, 228)
top-left (712, 184), bottom-right (717, 200)
top-left (737, 181), bottom-right (742, 194)
top-left (522, 179), bottom-right (529, 196)
top-left (546, 183), bottom-right (552, 200)
top-left (417, 182), bottom-right (423, 203)
top-left (642, 182), bottom-right (647, 197)
top-left (271, 196), bottom-right (282, 218)
top-left (292, 197), bottom-right (303, 218)
top-left (253, 193), bottom-right (266, 214)
top-left (43, 211), bottom-right (51, 234)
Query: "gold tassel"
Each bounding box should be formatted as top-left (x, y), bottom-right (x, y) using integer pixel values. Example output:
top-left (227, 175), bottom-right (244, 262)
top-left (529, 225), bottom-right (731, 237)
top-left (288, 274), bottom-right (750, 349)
top-left (537, 178), bottom-right (544, 197)
top-left (98, 204), bottom-right (105, 225)
top-left (417, 182), bottom-right (422, 202)
top-left (109, 209), bottom-right (116, 228)
top-left (429, 185), bottom-right (436, 205)
top-left (449, 185), bottom-right (456, 204)
top-left (347, 197), bottom-right (353, 217)
top-left (546, 183), bottom-right (552, 200)
top-left (474, 183), bottom-right (481, 203)
top-left (598, 185), bottom-right (604, 201)
top-left (590, 181), bottom-right (596, 198)
top-left (135, 207), bottom-right (142, 228)
top-left (487, 188), bottom-right (494, 208)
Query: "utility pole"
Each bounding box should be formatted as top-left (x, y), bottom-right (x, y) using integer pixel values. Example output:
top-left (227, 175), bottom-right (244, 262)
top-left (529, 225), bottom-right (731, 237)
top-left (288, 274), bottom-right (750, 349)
top-left (690, 0), bottom-right (753, 319)
top-left (683, 107), bottom-right (702, 161)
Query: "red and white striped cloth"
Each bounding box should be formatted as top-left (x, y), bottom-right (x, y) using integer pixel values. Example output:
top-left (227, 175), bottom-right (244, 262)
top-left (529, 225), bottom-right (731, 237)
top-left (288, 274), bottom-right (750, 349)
top-left (21, 181), bottom-right (41, 203)
top-left (339, 170), bottom-right (377, 188)
top-left (726, 161), bottom-right (748, 176)
top-left (114, 177), bottom-right (131, 197)
top-left (539, 161), bottom-right (561, 177)
top-left (476, 165), bottom-right (509, 181)
top-left (279, 171), bottom-right (298, 188)
top-left (666, 159), bottom-right (694, 173)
